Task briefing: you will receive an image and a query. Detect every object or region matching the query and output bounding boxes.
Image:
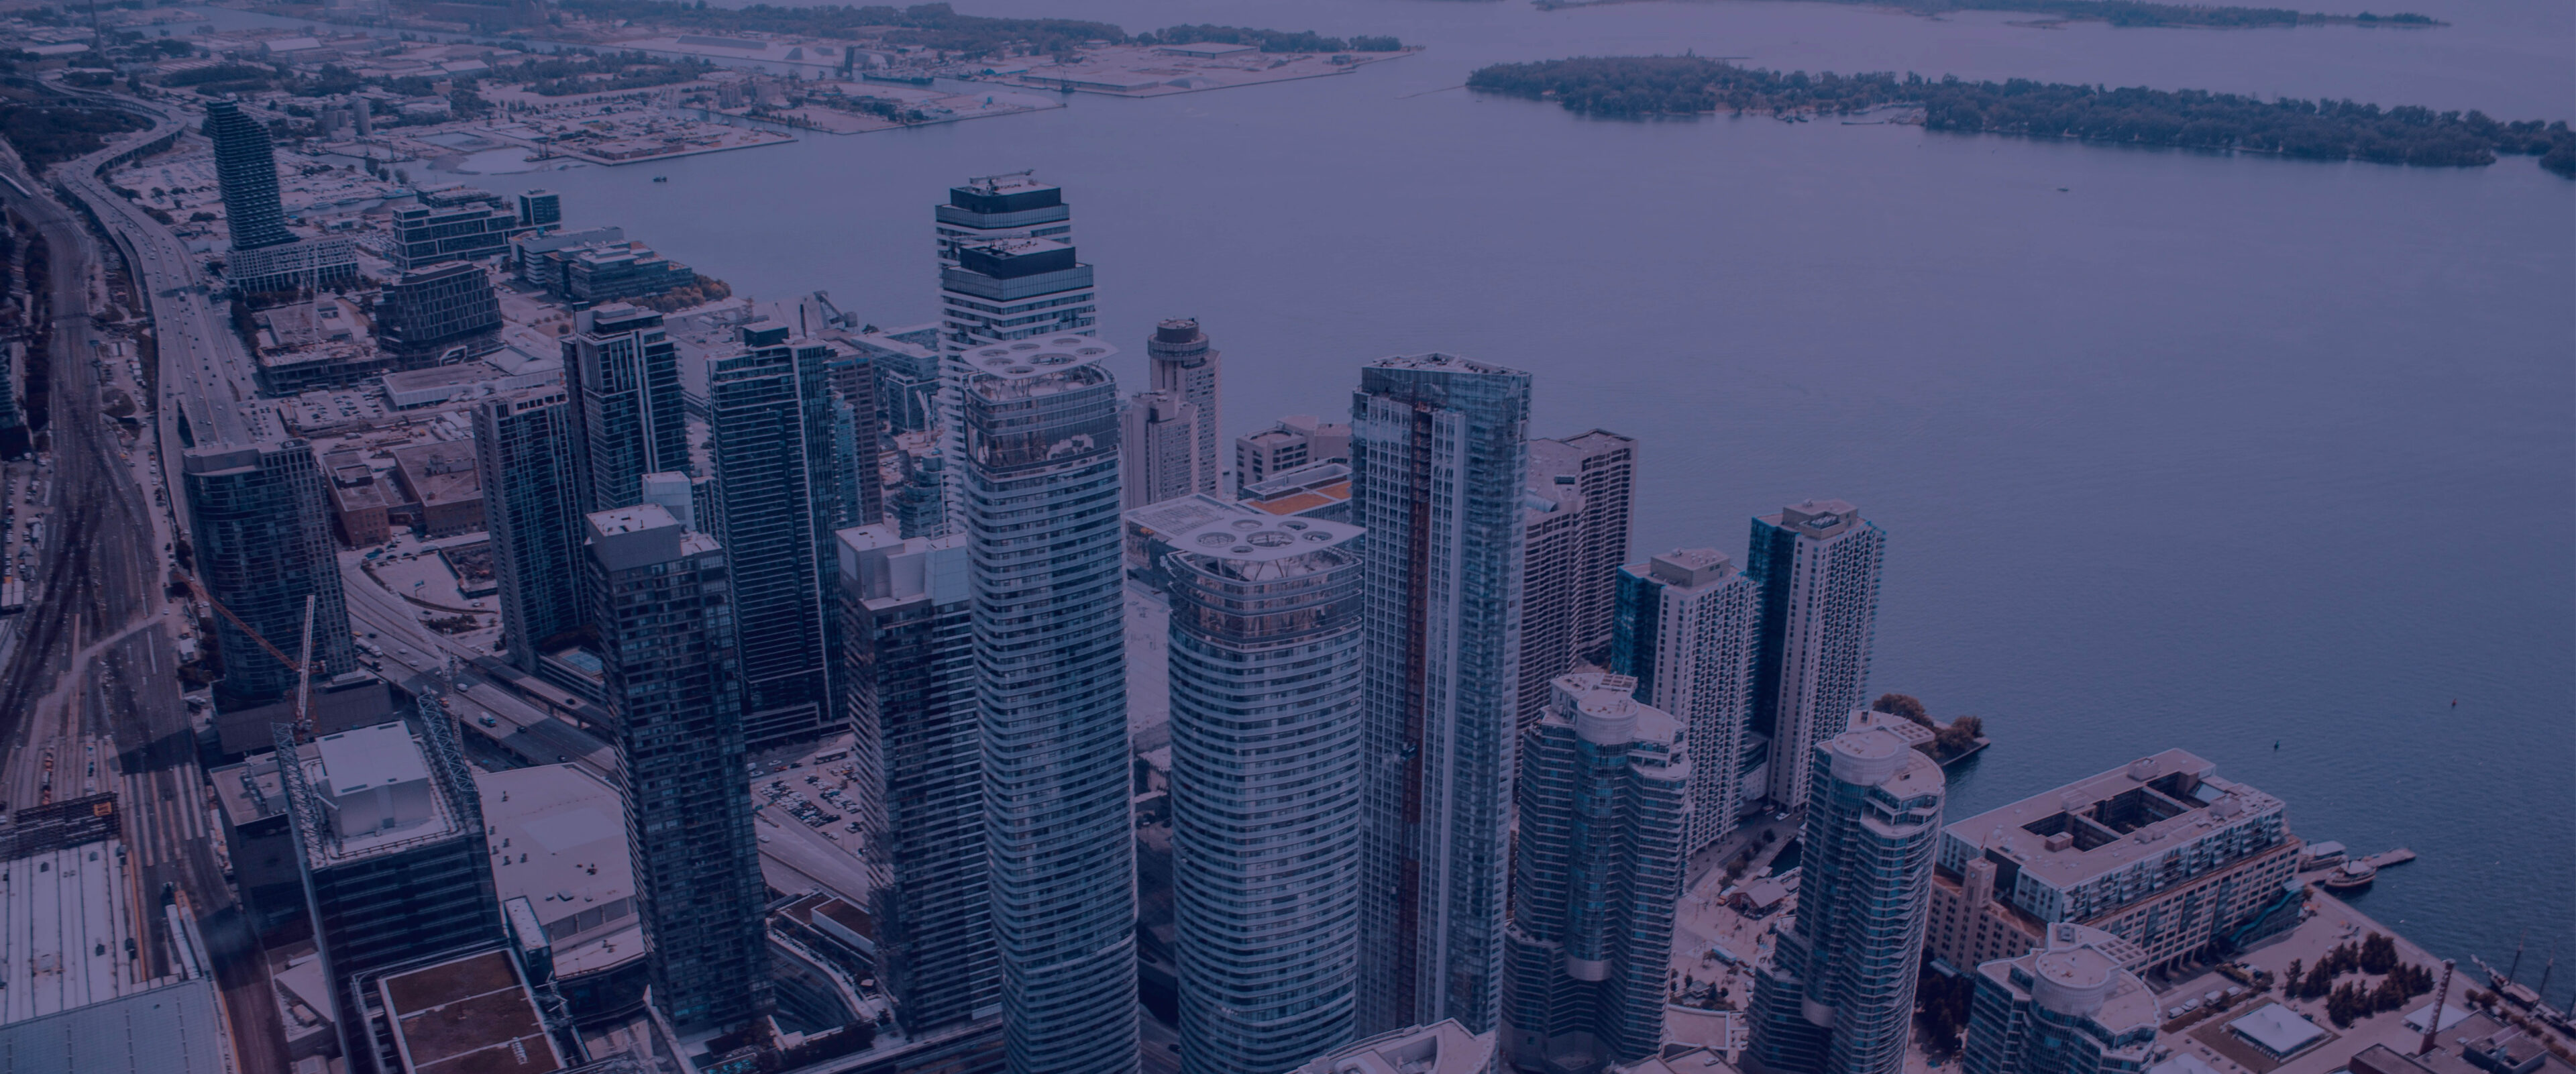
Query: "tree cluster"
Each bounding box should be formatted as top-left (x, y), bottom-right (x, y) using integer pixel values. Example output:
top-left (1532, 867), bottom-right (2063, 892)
top-left (2280, 934), bottom-right (2435, 1027)
top-left (488, 51), bottom-right (716, 97)
top-left (158, 62), bottom-right (280, 95)
top-left (1915, 964), bottom-right (1978, 1056)
top-left (1464, 56), bottom-right (2576, 177)
top-left (556, 0), bottom-right (1123, 56)
top-left (0, 103), bottom-right (148, 167)
top-left (1141, 24), bottom-right (1403, 52)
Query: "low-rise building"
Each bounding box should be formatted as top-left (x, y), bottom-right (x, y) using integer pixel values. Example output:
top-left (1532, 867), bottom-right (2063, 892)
top-left (376, 262), bottom-right (502, 370)
top-left (392, 187), bottom-right (528, 269)
top-left (1233, 413), bottom-right (1349, 494)
top-left (1293, 1020), bottom-right (1497, 1074)
top-left (390, 440), bottom-right (484, 537)
top-left (1236, 461), bottom-right (1351, 522)
top-left (1928, 751), bottom-right (2302, 975)
top-left (474, 763), bottom-right (647, 1024)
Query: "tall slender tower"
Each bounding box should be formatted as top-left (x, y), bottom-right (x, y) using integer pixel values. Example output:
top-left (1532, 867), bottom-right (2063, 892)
top-left (184, 437), bottom-right (357, 710)
top-left (1515, 431), bottom-right (1638, 727)
top-left (1747, 498), bottom-right (1886, 812)
top-left (957, 337), bottom-right (1138, 1074)
top-left (1165, 509), bottom-right (1368, 1072)
top-left (1503, 672), bottom-right (1689, 1072)
top-left (1750, 712), bottom-right (1944, 1074)
top-left (473, 389), bottom-right (584, 675)
top-left (706, 325), bottom-right (838, 753)
top-left (1146, 319), bottom-right (1220, 494)
top-left (562, 303), bottom-right (689, 512)
top-left (1120, 390), bottom-right (1198, 509)
top-left (1611, 547), bottom-right (1761, 853)
top-left (203, 98), bottom-right (293, 251)
top-left (837, 525), bottom-right (998, 1034)
top-left (584, 504), bottom-right (771, 1034)
top-left (935, 238), bottom-right (1100, 532)
top-left (1351, 354), bottom-right (1532, 1037)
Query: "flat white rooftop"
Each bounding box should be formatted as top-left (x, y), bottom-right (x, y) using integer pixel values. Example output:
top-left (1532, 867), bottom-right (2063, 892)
top-left (476, 765), bottom-right (639, 977)
top-left (0, 839), bottom-right (156, 1024)
top-left (315, 720), bottom-right (430, 794)
top-left (0, 978), bottom-right (230, 1073)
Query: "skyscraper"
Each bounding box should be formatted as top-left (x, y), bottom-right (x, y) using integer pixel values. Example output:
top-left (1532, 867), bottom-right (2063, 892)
top-left (1750, 712), bottom-right (1945, 1074)
top-left (934, 171), bottom-right (1072, 265)
top-left (1146, 318), bottom-right (1220, 495)
top-left (836, 524), bottom-right (999, 1034)
top-left (203, 98), bottom-right (292, 251)
top-left (1352, 354), bottom-right (1532, 1037)
top-left (1747, 498), bottom-right (1886, 812)
top-left (1164, 507), bottom-right (1368, 1072)
top-left (1611, 547), bottom-right (1762, 853)
top-left (183, 438), bottom-right (358, 710)
top-left (1503, 672), bottom-right (1688, 1073)
top-left (935, 238), bottom-right (1102, 532)
top-left (472, 389), bottom-right (584, 675)
top-left (706, 325), bottom-right (838, 752)
top-left (563, 303), bottom-right (689, 513)
top-left (957, 337), bottom-right (1137, 1073)
top-left (1960, 924), bottom-right (2158, 1074)
top-left (1120, 390), bottom-right (1198, 509)
top-left (1515, 431), bottom-right (1638, 728)
top-left (584, 504), bottom-right (771, 1034)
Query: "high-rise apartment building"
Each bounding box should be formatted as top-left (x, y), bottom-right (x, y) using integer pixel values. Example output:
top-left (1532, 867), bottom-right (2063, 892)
top-left (935, 239), bottom-right (1102, 532)
top-left (204, 98), bottom-right (292, 251)
top-left (274, 714), bottom-right (502, 1064)
top-left (835, 525), bottom-right (999, 1034)
top-left (1502, 672), bottom-right (1689, 1073)
top-left (584, 504), bottom-right (771, 1034)
top-left (934, 171), bottom-right (1073, 265)
top-left (376, 262), bottom-right (502, 370)
top-left (1747, 498), bottom-right (1886, 812)
top-left (184, 438), bottom-right (358, 710)
top-left (1750, 712), bottom-right (1945, 1074)
top-left (1352, 354), bottom-right (1532, 1037)
top-left (1611, 548), bottom-right (1762, 853)
top-left (1927, 751), bottom-right (2301, 975)
top-left (564, 303), bottom-right (690, 512)
top-left (1515, 431), bottom-right (1637, 728)
top-left (1165, 508), bottom-right (1368, 1073)
top-left (1234, 414), bottom-right (1351, 494)
top-left (473, 389), bottom-right (584, 675)
top-left (1120, 390), bottom-right (1199, 509)
top-left (1146, 318), bottom-right (1220, 495)
top-left (1960, 924), bottom-right (2158, 1074)
top-left (957, 338), bottom-right (1137, 1072)
top-left (706, 325), bottom-right (841, 752)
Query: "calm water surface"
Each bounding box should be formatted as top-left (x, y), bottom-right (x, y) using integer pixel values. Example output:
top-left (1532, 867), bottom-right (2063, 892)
top-left (411, 0), bottom-right (2573, 983)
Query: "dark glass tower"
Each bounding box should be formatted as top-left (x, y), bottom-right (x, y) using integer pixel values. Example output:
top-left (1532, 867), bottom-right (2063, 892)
top-left (584, 504), bottom-right (771, 1034)
top-left (707, 325), bottom-right (839, 752)
top-left (563, 304), bottom-right (690, 512)
top-left (203, 99), bottom-right (293, 250)
top-left (182, 438), bottom-right (357, 710)
top-left (474, 389), bottom-right (585, 674)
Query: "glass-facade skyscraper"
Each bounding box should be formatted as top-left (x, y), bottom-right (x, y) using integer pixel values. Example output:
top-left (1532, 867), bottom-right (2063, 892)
top-left (1503, 671), bottom-right (1688, 1072)
top-left (564, 303), bottom-right (690, 513)
top-left (708, 325), bottom-right (841, 752)
top-left (182, 438), bottom-right (357, 710)
top-left (1751, 712), bottom-right (1945, 1074)
top-left (1165, 508), bottom-right (1367, 1073)
top-left (837, 524), bottom-right (1000, 1034)
top-left (958, 336), bottom-right (1138, 1073)
top-left (203, 98), bottom-right (293, 251)
top-left (584, 504), bottom-right (771, 1035)
top-left (472, 389), bottom-right (584, 675)
top-left (1350, 354), bottom-right (1531, 1037)
top-left (1747, 498), bottom-right (1887, 812)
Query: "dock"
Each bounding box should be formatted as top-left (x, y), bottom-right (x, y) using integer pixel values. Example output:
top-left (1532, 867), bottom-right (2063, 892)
top-left (2363, 847), bottom-right (2416, 867)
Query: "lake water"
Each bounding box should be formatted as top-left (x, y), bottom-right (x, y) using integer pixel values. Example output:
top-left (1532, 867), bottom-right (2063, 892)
top-left (392, 0), bottom-right (2570, 984)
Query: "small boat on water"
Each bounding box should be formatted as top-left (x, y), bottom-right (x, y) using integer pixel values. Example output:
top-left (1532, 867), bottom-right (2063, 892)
top-left (2318, 859), bottom-right (2378, 892)
top-left (653, 176), bottom-right (669, 183)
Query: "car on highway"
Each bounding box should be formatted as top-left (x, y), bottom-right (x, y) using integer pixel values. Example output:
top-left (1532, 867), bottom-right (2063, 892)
top-left (478, 714), bottom-right (498, 728)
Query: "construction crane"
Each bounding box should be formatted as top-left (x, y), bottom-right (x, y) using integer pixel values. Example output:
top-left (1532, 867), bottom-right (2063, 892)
top-left (172, 570), bottom-right (309, 677)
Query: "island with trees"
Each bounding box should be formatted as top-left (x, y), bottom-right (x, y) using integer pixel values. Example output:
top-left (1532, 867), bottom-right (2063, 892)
top-left (1534, 0), bottom-right (2443, 30)
top-left (1465, 56), bottom-right (2576, 176)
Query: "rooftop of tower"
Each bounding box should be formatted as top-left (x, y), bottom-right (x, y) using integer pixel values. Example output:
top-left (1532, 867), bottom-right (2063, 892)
top-left (956, 334), bottom-right (1117, 382)
top-left (1367, 352), bottom-right (1525, 376)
